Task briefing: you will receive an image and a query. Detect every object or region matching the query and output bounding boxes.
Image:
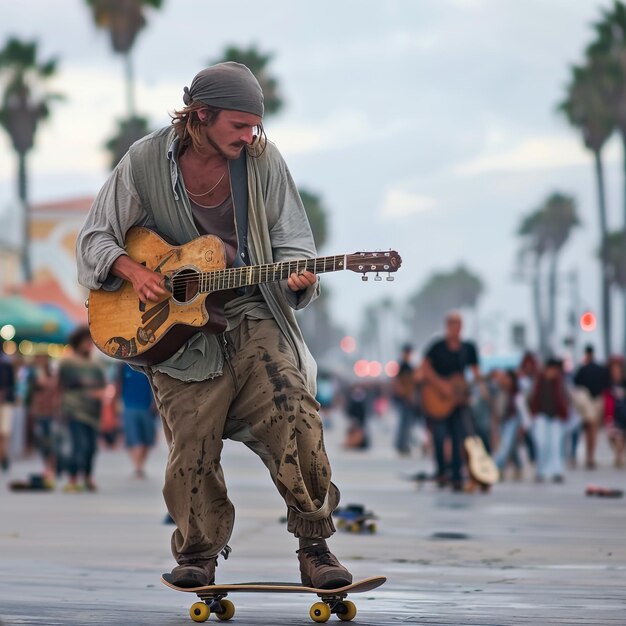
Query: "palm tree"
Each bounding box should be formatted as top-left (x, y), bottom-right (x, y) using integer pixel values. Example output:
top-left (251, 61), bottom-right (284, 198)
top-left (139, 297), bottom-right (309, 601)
top-left (85, 0), bottom-right (163, 167)
top-left (214, 45), bottom-right (284, 116)
top-left (105, 114), bottom-right (150, 169)
top-left (605, 229), bottom-right (626, 354)
top-left (588, 2), bottom-right (626, 216)
top-left (298, 188), bottom-right (328, 251)
top-left (558, 58), bottom-right (616, 357)
top-left (86, 0), bottom-right (163, 117)
top-left (517, 208), bottom-right (550, 357)
top-left (0, 37), bottom-right (62, 281)
top-left (541, 193), bottom-right (580, 353)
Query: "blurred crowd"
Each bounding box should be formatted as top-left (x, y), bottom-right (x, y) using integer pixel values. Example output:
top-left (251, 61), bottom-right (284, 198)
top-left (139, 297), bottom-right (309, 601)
top-left (1, 325), bottom-right (625, 495)
top-left (0, 326), bottom-right (158, 492)
top-left (334, 341), bottom-right (626, 490)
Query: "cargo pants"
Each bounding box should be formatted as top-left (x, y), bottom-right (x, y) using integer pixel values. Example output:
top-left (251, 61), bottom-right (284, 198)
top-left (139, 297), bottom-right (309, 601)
top-left (149, 318), bottom-right (339, 565)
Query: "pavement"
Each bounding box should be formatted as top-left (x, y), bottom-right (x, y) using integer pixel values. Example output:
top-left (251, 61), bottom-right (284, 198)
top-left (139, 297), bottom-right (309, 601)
top-left (1, 410), bottom-right (625, 626)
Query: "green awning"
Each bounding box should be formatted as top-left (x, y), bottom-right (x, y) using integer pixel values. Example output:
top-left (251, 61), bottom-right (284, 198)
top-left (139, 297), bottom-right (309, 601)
top-left (0, 296), bottom-right (62, 342)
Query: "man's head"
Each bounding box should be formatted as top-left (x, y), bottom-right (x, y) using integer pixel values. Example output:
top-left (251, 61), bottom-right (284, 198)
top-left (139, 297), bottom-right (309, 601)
top-left (68, 325), bottom-right (94, 360)
top-left (172, 62), bottom-right (264, 159)
top-left (444, 310), bottom-right (463, 341)
top-left (584, 344), bottom-right (595, 363)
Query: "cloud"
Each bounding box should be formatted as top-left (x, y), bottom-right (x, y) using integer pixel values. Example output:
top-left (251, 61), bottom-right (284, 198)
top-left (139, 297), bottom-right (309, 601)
top-left (380, 189), bottom-right (437, 218)
top-left (453, 134), bottom-right (621, 176)
top-left (0, 64), bottom-right (180, 184)
top-left (270, 109), bottom-right (416, 157)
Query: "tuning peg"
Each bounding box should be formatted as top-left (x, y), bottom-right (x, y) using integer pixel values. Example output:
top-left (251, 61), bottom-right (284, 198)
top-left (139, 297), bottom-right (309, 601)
top-left (374, 273), bottom-right (382, 281)
top-left (362, 275), bottom-right (368, 281)
top-left (386, 275), bottom-right (394, 281)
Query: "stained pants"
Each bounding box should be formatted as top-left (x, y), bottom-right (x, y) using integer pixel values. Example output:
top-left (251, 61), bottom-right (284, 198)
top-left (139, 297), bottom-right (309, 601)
top-left (149, 318), bottom-right (338, 565)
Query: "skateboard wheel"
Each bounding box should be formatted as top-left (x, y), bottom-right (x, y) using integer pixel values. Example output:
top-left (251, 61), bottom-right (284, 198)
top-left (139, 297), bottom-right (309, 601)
top-left (368, 523), bottom-right (377, 534)
top-left (216, 598), bottom-right (235, 621)
top-left (349, 522), bottom-right (360, 533)
top-left (189, 601), bottom-right (210, 622)
top-left (337, 519), bottom-right (346, 529)
top-left (337, 600), bottom-right (357, 621)
top-left (310, 601), bottom-right (331, 623)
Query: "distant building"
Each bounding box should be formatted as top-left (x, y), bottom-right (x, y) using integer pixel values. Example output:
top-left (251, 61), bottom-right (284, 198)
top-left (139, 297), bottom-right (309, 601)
top-left (1, 196), bottom-right (93, 323)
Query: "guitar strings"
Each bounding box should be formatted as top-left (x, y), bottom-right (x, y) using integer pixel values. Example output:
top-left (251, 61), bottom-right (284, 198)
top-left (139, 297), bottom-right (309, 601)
top-left (166, 256), bottom-right (352, 288)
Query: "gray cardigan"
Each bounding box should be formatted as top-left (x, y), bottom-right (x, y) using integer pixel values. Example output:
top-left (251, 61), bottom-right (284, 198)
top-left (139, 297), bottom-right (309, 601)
top-left (76, 127), bottom-right (319, 390)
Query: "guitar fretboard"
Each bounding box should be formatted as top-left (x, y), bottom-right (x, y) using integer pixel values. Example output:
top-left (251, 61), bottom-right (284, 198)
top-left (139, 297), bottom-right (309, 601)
top-left (198, 255), bottom-right (348, 292)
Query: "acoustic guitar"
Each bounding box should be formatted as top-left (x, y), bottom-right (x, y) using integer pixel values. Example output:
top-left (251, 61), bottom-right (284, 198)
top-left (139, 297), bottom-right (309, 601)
top-left (87, 227), bottom-right (402, 365)
top-left (420, 373), bottom-right (469, 419)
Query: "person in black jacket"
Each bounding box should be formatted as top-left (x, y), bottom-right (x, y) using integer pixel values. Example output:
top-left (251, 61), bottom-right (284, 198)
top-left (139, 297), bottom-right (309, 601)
top-left (421, 311), bottom-right (480, 491)
top-left (573, 345), bottom-right (610, 469)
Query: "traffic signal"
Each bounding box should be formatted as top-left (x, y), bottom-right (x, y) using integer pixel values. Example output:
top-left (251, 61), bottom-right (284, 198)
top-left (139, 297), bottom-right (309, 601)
top-left (579, 311), bottom-right (597, 332)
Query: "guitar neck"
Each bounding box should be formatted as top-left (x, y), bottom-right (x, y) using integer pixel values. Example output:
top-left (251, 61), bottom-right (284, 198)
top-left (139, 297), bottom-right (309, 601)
top-left (198, 255), bottom-right (348, 292)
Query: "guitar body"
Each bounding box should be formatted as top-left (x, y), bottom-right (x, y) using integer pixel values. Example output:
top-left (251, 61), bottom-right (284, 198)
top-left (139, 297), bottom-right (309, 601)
top-left (421, 373), bottom-right (468, 419)
top-left (87, 227), bottom-right (403, 365)
top-left (88, 228), bottom-right (228, 365)
top-left (464, 435), bottom-right (499, 486)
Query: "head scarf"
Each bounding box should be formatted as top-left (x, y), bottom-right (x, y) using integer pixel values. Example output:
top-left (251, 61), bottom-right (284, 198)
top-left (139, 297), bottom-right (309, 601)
top-left (183, 62), bottom-right (264, 118)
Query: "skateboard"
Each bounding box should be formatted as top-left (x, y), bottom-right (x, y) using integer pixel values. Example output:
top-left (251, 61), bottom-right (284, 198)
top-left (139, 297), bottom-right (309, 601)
top-left (585, 484), bottom-right (624, 498)
top-left (161, 574), bottom-right (386, 623)
top-left (333, 504), bottom-right (378, 534)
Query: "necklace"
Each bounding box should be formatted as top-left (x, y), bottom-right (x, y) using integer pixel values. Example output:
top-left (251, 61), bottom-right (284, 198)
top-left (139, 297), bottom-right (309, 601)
top-left (189, 194), bottom-right (229, 210)
top-left (184, 171), bottom-right (226, 198)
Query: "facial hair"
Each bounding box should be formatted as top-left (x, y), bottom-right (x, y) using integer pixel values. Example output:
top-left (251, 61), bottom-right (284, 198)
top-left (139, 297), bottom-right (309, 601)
top-left (205, 128), bottom-right (245, 161)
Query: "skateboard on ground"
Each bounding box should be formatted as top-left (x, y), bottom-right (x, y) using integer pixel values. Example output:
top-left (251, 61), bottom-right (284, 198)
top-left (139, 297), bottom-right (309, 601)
top-left (332, 504), bottom-right (378, 534)
top-left (161, 574), bottom-right (386, 623)
top-left (585, 484), bottom-right (624, 498)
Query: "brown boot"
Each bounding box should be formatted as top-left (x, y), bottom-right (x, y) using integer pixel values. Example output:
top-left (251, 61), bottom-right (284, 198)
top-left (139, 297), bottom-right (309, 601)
top-left (297, 541), bottom-right (352, 589)
top-left (164, 558), bottom-right (217, 588)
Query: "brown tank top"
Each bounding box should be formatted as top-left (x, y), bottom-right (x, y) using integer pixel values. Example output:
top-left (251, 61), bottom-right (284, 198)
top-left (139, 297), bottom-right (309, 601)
top-left (189, 195), bottom-right (237, 266)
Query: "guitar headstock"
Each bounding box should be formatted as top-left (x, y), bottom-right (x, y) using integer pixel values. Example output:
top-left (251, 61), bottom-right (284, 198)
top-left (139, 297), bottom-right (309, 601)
top-left (345, 251), bottom-right (402, 281)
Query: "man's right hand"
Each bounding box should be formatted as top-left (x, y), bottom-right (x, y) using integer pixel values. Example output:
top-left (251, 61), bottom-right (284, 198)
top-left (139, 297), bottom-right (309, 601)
top-left (111, 254), bottom-right (170, 304)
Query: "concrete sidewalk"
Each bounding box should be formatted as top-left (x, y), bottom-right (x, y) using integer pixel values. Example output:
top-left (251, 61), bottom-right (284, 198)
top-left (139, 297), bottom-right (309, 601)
top-left (1, 412), bottom-right (625, 625)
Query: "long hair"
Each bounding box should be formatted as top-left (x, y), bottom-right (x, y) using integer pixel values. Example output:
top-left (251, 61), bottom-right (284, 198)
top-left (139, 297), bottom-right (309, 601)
top-left (170, 102), bottom-right (221, 154)
top-left (170, 102), bottom-right (267, 156)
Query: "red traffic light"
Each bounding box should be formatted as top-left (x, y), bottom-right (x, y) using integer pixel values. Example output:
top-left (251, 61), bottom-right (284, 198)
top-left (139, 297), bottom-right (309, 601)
top-left (579, 311), bottom-right (597, 332)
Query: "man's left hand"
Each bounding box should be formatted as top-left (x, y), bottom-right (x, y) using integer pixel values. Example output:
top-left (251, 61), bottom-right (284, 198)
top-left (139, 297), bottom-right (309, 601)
top-left (287, 270), bottom-right (317, 292)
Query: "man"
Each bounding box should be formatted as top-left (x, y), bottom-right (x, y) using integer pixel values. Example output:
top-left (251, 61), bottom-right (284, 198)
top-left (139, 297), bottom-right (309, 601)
top-left (573, 344), bottom-right (610, 469)
top-left (76, 62), bottom-right (352, 590)
top-left (392, 343), bottom-right (417, 456)
top-left (421, 311), bottom-right (480, 491)
top-left (58, 326), bottom-right (106, 492)
top-left (0, 347), bottom-right (15, 472)
top-left (118, 363), bottom-right (157, 479)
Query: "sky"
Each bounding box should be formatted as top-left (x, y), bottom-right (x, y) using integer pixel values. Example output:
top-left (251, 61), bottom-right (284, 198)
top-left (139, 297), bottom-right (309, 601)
top-left (0, 0), bottom-right (623, 358)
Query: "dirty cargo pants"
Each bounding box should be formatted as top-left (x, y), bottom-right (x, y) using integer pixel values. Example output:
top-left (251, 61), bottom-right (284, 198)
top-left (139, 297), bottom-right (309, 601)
top-left (150, 318), bottom-right (339, 566)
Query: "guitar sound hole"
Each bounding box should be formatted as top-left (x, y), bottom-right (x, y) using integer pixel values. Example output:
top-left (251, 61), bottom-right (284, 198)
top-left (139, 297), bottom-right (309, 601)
top-left (171, 268), bottom-right (200, 303)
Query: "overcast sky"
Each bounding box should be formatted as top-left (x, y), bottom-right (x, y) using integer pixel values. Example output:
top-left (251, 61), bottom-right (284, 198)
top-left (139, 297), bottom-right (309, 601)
top-left (0, 0), bottom-right (622, 356)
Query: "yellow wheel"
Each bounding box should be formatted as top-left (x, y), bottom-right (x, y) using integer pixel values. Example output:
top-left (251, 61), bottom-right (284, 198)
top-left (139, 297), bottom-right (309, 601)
top-left (368, 522), bottom-right (377, 534)
top-left (349, 522), bottom-right (361, 533)
top-left (216, 598), bottom-right (235, 621)
top-left (310, 601), bottom-right (331, 623)
top-left (338, 600), bottom-right (357, 621)
top-left (337, 518), bottom-right (346, 529)
top-left (189, 601), bottom-right (210, 622)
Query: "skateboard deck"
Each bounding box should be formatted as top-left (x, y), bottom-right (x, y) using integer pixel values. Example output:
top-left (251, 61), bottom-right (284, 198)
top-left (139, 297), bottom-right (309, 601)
top-left (161, 574), bottom-right (386, 623)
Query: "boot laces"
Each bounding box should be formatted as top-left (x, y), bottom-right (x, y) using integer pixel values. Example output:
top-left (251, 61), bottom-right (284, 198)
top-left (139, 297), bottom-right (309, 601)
top-left (304, 546), bottom-right (336, 567)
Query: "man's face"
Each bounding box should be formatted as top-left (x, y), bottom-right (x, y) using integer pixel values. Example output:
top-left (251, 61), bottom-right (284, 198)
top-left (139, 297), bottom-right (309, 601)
top-left (445, 316), bottom-right (462, 340)
top-left (77, 337), bottom-right (93, 359)
top-left (203, 109), bottom-right (262, 160)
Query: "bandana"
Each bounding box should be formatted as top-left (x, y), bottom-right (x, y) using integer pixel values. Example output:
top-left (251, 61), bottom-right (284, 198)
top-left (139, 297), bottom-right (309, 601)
top-left (183, 62), bottom-right (264, 118)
